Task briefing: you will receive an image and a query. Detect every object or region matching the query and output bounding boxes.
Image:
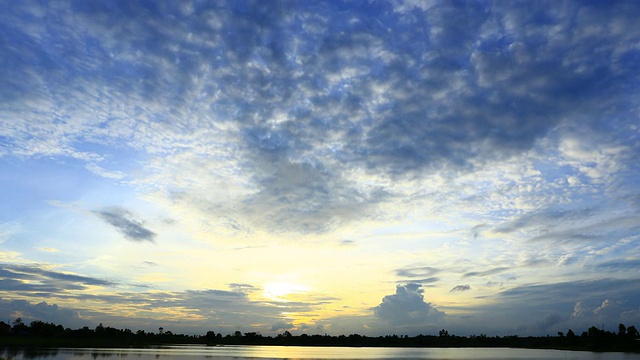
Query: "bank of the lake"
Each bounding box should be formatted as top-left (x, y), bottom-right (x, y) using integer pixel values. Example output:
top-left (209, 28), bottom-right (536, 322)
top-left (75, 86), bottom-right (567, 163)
top-left (2, 320), bottom-right (639, 353)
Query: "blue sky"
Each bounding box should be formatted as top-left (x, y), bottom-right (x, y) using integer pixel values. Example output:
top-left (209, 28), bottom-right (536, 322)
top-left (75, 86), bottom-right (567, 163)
top-left (1, 0), bottom-right (640, 336)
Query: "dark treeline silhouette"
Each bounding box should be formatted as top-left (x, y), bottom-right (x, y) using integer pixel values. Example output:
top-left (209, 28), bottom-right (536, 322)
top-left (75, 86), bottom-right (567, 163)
top-left (1, 318), bottom-right (639, 352)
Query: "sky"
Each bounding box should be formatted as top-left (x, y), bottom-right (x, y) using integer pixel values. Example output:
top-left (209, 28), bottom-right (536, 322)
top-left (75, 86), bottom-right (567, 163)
top-left (1, 0), bottom-right (640, 337)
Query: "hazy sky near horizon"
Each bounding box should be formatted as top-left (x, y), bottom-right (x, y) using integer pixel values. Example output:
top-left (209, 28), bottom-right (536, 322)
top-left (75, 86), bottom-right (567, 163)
top-left (1, 0), bottom-right (640, 336)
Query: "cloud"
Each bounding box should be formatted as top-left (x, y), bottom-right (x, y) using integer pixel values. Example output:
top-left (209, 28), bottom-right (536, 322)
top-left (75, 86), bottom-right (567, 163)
top-left (2, 1), bottom-right (638, 235)
top-left (398, 277), bottom-right (440, 286)
top-left (440, 278), bottom-right (640, 335)
top-left (228, 283), bottom-right (259, 293)
top-left (450, 285), bottom-right (471, 293)
top-left (0, 263), bottom-right (117, 294)
top-left (271, 320), bottom-right (295, 332)
top-left (0, 299), bottom-right (86, 329)
top-left (0, 222), bottom-right (20, 244)
top-left (463, 267), bottom-right (510, 278)
top-left (395, 266), bottom-right (440, 278)
top-left (499, 279), bottom-right (640, 305)
top-left (569, 299), bottom-right (639, 331)
top-left (373, 284), bottom-right (444, 327)
top-left (592, 259), bottom-right (640, 273)
top-left (534, 312), bottom-right (564, 331)
top-left (0, 280), bottom-right (339, 335)
top-left (93, 207), bottom-right (156, 242)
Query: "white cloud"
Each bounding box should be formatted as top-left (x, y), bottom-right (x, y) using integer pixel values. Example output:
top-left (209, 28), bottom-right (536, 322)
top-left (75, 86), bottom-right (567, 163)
top-left (373, 284), bottom-right (444, 327)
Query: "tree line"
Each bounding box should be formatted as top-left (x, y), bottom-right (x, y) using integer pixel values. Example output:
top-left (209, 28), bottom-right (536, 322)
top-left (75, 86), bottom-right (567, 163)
top-left (1, 318), bottom-right (638, 352)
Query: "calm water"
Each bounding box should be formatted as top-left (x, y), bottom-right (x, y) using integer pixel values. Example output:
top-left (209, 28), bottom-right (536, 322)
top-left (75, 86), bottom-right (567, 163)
top-left (2, 345), bottom-right (640, 360)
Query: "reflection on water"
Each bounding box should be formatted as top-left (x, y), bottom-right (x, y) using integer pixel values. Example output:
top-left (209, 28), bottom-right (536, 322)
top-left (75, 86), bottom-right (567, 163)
top-left (3, 345), bottom-right (640, 360)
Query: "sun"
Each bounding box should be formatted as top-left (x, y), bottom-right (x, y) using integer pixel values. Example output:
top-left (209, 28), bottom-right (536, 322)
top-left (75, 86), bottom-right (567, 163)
top-left (263, 282), bottom-right (308, 302)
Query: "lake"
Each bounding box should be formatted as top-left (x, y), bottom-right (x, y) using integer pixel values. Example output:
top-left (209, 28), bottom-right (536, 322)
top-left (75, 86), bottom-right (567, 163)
top-left (2, 345), bottom-right (640, 360)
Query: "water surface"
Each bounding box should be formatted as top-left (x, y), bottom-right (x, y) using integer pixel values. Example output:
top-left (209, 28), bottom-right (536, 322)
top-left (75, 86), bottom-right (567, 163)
top-left (3, 345), bottom-right (640, 360)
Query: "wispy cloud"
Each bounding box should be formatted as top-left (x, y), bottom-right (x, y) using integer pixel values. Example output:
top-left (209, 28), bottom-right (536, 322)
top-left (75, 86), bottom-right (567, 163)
top-left (0, 263), bottom-right (118, 293)
top-left (93, 207), bottom-right (156, 243)
top-left (463, 267), bottom-right (511, 278)
top-left (450, 285), bottom-right (471, 293)
top-left (591, 259), bottom-right (640, 273)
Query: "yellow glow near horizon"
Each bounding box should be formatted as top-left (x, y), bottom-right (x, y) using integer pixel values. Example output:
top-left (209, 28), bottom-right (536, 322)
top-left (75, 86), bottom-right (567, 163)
top-left (263, 282), bottom-right (309, 302)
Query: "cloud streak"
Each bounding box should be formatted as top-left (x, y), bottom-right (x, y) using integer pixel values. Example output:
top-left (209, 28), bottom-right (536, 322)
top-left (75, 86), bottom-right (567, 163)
top-left (93, 207), bottom-right (156, 243)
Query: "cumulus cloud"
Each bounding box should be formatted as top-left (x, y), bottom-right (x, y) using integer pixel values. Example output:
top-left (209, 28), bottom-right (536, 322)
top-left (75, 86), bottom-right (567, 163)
top-left (373, 284), bottom-right (444, 327)
top-left (93, 207), bottom-right (156, 242)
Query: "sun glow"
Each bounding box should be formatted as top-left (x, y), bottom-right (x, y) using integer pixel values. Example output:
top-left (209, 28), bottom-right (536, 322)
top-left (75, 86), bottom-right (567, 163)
top-left (263, 282), bottom-right (308, 302)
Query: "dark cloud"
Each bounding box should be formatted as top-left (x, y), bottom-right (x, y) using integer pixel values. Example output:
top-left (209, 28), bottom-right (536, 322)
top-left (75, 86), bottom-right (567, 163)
top-left (499, 279), bottom-right (640, 310)
top-left (439, 278), bottom-right (640, 336)
top-left (394, 266), bottom-right (441, 287)
top-left (373, 284), bottom-right (444, 327)
top-left (271, 320), bottom-right (294, 332)
top-left (93, 207), bottom-right (156, 242)
top-left (227, 283), bottom-right (259, 293)
top-left (395, 266), bottom-right (440, 278)
top-left (450, 285), bottom-right (471, 293)
top-left (0, 264), bottom-right (117, 294)
top-left (463, 267), bottom-right (510, 278)
top-left (46, 286), bottom-right (338, 334)
top-left (397, 277), bottom-right (440, 286)
top-left (0, 279), bottom-right (70, 292)
top-left (591, 259), bottom-right (640, 272)
top-left (0, 299), bottom-right (86, 329)
top-left (534, 312), bottom-right (565, 332)
top-left (4, 264), bottom-right (116, 287)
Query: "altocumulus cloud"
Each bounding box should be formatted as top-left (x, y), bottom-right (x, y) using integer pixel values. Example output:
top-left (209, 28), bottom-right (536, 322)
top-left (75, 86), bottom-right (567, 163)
top-left (2, 1), bottom-right (639, 235)
top-left (93, 207), bottom-right (156, 243)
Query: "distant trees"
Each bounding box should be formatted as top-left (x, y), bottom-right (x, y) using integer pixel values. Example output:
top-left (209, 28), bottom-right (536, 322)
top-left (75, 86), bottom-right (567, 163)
top-left (0, 317), bottom-right (637, 352)
top-left (0, 321), bottom-right (10, 335)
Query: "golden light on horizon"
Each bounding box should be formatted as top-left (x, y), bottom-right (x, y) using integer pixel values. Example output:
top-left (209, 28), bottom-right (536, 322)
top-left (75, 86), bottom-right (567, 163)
top-left (263, 282), bottom-right (309, 302)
